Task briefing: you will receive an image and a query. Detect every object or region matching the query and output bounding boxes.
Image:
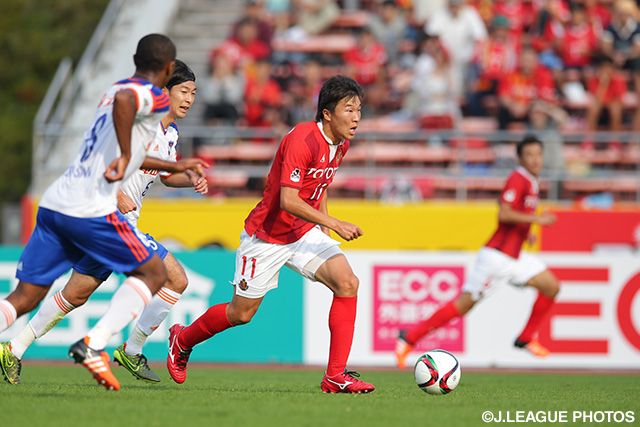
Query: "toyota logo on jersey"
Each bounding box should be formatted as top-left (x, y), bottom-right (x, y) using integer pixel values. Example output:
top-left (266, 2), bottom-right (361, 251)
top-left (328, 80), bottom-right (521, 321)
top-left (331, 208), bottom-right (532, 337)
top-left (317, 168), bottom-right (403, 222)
top-left (306, 167), bottom-right (338, 180)
top-left (290, 168), bottom-right (301, 183)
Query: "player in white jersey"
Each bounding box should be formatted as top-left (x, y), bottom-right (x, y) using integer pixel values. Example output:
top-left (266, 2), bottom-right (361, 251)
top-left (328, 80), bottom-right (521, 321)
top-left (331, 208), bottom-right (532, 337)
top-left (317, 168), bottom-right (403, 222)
top-left (0, 35), bottom-right (206, 391)
top-left (0, 61), bottom-right (208, 386)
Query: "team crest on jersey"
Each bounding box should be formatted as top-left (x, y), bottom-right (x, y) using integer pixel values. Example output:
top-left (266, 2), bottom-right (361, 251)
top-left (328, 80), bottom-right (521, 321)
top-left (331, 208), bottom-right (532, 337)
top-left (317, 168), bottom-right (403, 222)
top-left (336, 149), bottom-right (344, 164)
top-left (238, 279), bottom-right (249, 291)
top-left (290, 168), bottom-right (301, 183)
top-left (503, 189), bottom-right (516, 203)
top-left (168, 141), bottom-right (174, 155)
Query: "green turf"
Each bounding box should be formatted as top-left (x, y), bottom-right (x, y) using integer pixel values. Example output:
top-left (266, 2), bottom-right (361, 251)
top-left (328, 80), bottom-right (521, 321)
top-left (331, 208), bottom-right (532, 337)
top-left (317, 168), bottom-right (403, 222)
top-left (1, 365), bottom-right (638, 426)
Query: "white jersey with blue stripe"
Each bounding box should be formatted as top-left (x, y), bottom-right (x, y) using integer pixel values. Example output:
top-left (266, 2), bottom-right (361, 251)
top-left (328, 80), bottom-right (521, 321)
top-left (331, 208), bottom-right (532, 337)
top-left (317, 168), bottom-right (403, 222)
top-left (40, 77), bottom-right (170, 218)
top-left (121, 122), bottom-right (179, 227)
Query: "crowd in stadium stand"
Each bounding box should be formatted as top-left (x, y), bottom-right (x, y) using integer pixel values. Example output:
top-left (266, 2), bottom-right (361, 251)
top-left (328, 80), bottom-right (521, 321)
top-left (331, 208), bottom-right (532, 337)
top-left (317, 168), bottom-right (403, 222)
top-left (199, 0), bottom-right (640, 142)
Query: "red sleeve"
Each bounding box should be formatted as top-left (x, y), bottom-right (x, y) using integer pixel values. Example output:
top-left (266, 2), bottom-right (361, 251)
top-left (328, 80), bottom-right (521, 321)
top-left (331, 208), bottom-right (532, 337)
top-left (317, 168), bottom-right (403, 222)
top-left (500, 174), bottom-right (527, 207)
top-left (497, 74), bottom-right (511, 97)
top-left (280, 138), bottom-right (313, 190)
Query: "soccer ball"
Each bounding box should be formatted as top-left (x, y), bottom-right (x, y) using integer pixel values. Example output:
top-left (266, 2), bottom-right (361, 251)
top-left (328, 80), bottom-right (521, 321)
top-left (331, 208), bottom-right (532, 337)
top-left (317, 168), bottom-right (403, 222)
top-left (414, 349), bottom-right (461, 395)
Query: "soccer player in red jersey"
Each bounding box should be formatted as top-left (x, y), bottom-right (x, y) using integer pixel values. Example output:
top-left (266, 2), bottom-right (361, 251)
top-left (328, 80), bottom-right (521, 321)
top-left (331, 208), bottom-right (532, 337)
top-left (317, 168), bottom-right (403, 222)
top-left (167, 76), bottom-right (375, 393)
top-left (395, 135), bottom-right (560, 369)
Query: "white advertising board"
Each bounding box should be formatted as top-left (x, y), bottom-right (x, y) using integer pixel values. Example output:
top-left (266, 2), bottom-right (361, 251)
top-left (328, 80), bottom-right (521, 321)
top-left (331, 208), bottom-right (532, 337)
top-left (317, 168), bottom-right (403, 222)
top-left (303, 251), bottom-right (640, 369)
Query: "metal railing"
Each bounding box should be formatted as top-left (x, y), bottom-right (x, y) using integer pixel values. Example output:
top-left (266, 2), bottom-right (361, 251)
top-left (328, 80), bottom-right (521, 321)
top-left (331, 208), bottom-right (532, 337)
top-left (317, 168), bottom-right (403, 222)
top-left (30, 123), bottom-right (640, 201)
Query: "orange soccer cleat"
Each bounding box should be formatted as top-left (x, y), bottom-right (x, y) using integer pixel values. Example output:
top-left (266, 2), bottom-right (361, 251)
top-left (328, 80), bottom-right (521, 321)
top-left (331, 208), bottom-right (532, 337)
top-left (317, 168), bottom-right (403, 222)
top-left (69, 337), bottom-right (120, 391)
top-left (515, 338), bottom-right (550, 358)
top-left (394, 330), bottom-right (414, 369)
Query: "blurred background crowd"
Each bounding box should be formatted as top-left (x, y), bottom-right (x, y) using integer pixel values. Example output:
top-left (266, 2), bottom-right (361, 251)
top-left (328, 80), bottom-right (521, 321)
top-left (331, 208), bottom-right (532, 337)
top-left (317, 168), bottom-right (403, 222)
top-left (199, 0), bottom-right (640, 145)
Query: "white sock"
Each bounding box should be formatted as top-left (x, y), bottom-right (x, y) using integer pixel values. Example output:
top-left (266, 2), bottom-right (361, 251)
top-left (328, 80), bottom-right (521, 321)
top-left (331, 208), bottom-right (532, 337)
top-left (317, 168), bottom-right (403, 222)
top-left (125, 287), bottom-right (181, 356)
top-left (86, 277), bottom-right (152, 350)
top-left (0, 300), bottom-right (17, 332)
top-left (10, 291), bottom-right (75, 359)
top-left (9, 325), bottom-right (36, 360)
top-left (29, 291), bottom-right (75, 338)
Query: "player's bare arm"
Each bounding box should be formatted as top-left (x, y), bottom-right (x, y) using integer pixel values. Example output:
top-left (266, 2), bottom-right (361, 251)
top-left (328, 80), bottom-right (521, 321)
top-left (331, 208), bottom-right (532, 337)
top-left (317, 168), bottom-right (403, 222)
top-left (319, 192), bottom-right (331, 236)
top-left (498, 202), bottom-right (556, 226)
top-left (117, 189), bottom-right (137, 213)
top-left (105, 89), bottom-right (137, 182)
top-left (160, 170), bottom-right (209, 195)
top-left (280, 186), bottom-right (363, 241)
top-left (141, 156), bottom-right (209, 178)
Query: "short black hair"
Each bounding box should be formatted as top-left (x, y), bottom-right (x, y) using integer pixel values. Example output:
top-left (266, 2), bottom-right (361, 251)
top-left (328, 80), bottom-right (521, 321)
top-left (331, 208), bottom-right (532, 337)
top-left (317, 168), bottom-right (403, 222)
top-left (517, 134), bottom-right (543, 157)
top-left (166, 59), bottom-right (196, 90)
top-left (315, 75), bottom-right (364, 122)
top-left (134, 34), bottom-right (176, 72)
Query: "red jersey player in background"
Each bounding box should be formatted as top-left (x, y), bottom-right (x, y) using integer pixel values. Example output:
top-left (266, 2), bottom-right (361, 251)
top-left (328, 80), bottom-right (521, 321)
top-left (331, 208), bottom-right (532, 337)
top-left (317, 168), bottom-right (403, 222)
top-left (166, 76), bottom-right (375, 393)
top-left (395, 135), bottom-right (560, 369)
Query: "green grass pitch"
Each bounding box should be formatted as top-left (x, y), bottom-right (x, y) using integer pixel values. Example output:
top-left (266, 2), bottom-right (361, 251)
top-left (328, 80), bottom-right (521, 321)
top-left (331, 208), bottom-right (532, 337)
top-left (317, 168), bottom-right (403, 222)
top-left (1, 364), bottom-right (638, 426)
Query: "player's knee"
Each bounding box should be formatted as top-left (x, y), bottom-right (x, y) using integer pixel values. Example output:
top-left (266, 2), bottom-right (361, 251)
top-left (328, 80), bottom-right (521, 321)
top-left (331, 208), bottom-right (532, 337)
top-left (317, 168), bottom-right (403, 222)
top-left (545, 281), bottom-right (560, 299)
top-left (335, 274), bottom-right (359, 297)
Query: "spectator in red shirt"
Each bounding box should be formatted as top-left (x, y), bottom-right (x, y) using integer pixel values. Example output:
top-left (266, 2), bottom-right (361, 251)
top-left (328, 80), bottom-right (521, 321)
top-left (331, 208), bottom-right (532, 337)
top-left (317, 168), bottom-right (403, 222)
top-left (585, 55), bottom-right (627, 134)
top-left (560, 5), bottom-right (599, 70)
top-left (344, 26), bottom-right (388, 113)
top-left (584, 0), bottom-right (612, 36)
top-left (493, 0), bottom-right (530, 40)
top-left (468, 15), bottom-right (519, 115)
top-left (244, 58), bottom-right (283, 128)
top-left (497, 46), bottom-right (561, 129)
top-left (212, 18), bottom-right (271, 78)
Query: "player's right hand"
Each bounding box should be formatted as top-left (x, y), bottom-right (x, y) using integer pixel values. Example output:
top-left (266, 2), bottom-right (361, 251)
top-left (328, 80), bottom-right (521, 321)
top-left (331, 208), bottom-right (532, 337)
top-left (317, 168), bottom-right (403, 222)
top-left (117, 190), bottom-right (136, 214)
top-left (334, 221), bottom-right (363, 241)
top-left (536, 212), bottom-right (557, 226)
top-left (104, 156), bottom-right (129, 183)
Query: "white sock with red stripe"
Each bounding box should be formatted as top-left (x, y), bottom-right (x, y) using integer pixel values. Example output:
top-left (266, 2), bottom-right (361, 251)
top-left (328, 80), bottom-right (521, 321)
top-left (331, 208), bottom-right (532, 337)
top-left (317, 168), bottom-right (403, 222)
top-left (0, 300), bottom-right (17, 333)
top-left (86, 277), bottom-right (152, 350)
top-left (124, 287), bottom-right (181, 356)
top-left (10, 291), bottom-right (75, 359)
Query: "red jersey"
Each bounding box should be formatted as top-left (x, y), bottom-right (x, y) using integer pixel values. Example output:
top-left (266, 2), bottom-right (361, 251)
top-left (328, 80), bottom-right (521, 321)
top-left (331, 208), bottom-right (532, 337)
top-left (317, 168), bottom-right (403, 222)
top-left (473, 37), bottom-right (519, 81)
top-left (561, 23), bottom-right (598, 68)
top-left (498, 65), bottom-right (556, 105)
top-left (493, 1), bottom-right (528, 38)
top-left (344, 42), bottom-right (386, 86)
top-left (486, 167), bottom-right (539, 258)
top-left (244, 122), bottom-right (350, 244)
top-left (244, 78), bottom-right (282, 127)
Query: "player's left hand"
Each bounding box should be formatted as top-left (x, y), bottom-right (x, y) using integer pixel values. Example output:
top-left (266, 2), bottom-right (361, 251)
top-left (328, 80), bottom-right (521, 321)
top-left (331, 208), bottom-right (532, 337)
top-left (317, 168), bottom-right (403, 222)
top-left (104, 156), bottom-right (129, 182)
top-left (173, 158), bottom-right (210, 178)
top-left (333, 221), bottom-right (363, 241)
top-left (186, 169), bottom-right (209, 195)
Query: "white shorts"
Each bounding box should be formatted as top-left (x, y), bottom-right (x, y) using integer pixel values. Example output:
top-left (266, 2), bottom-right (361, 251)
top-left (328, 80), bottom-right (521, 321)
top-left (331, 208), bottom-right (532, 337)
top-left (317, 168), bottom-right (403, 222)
top-left (232, 225), bottom-right (343, 298)
top-left (462, 247), bottom-right (547, 301)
